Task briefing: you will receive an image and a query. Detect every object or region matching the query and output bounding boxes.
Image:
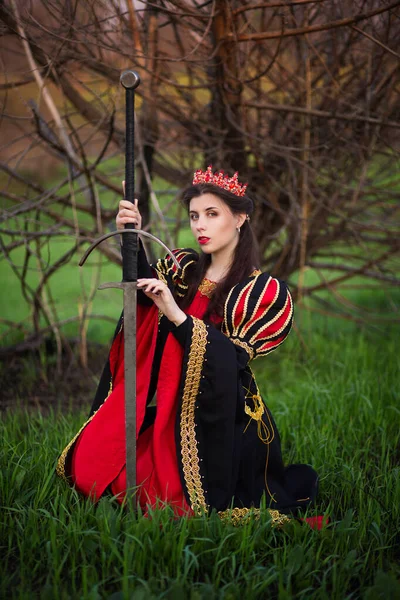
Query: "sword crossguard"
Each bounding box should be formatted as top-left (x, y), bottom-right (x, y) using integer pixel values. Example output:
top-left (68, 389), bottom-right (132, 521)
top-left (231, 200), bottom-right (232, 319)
top-left (98, 282), bottom-right (126, 290)
top-left (79, 228), bottom-right (180, 273)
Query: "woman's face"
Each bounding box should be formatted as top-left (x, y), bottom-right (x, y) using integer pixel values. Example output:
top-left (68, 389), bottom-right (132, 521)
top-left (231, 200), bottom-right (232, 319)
top-left (189, 193), bottom-right (245, 257)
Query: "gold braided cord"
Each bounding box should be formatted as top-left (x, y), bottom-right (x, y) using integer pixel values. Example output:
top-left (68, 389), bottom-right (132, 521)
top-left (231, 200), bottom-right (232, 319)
top-left (56, 382), bottom-right (113, 481)
top-left (169, 251), bottom-right (192, 291)
top-left (230, 338), bottom-right (255, 360)
top-left (242, 276), bottom-right (276, 337)
top-left (242, 374), bottom-right (277, 500)
top-left (157, 270), bottom-right (168, 285)
top-left (244, 394), bottom-right (274, 445)
top-left (250, 291), bottom-right (293, 342)
top-left (252, 336), bottom-right (289, 360)
top-left (198, 278), bottom-right (217, 298)
top-left (154, 251), bottom-right (197, 297)
top-left (199, 270), bottom-right (260, 301)
top-left (222, 280), bottom-right (238, 332)
top-left (243, 377), bottom-right (274, 446)
top-left (218, 507), bottom-right (291, 528)
top-left (257, 303), bottom-right (293, 342)
top-left (231, 279), bottom-right (256, 337)
top-left (179, 257), bottom-right (196, 281)
top-left (223, 271), bottom-right (261, 337)
top-left (176, 282), bottom-right (189, 296)
top-left (180, 317), bottom-right (208, 514)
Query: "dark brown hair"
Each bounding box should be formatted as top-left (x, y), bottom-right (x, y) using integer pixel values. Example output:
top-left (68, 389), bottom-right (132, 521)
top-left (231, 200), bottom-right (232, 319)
top-left (179, 183), bottom-right (259, 321)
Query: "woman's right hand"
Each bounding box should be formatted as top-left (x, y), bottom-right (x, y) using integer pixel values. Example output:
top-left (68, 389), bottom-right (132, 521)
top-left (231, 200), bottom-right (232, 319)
top-left (137, 278), bottom-right (187, 327)
top-left (116, 199), bottom-right (142, 231)
top-left (116, 182), bottom-right (142, 231)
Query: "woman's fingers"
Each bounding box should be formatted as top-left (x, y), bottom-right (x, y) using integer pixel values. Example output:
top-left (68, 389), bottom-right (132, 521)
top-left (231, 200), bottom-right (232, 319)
top-left (119, 200), bottom-right (138, 211)
top-left (119, 209), bottom-right (138, 219)
top-left (137, 278), bottom-right (184, 325)
top-left (116, 198), bottom-right (142, 230)
top-left (137, 279), bottom-right (170, 297)
top-left (120, 183), bottom-right (138, 208)
top-left (137, 279), bottom-right (165, 295)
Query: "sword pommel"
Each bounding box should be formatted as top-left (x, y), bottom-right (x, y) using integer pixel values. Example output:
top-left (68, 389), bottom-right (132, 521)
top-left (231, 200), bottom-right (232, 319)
top-left (120, 70), bottom-right (141, 90)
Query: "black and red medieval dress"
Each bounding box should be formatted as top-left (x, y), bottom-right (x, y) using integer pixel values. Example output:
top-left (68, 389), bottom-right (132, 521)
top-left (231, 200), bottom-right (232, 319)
top-left (57, 247), bottom-right (318, 523)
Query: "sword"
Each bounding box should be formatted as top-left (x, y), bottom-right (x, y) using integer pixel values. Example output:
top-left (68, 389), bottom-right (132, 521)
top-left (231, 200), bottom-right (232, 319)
top-left (79, 70), bottom-right (179, 507)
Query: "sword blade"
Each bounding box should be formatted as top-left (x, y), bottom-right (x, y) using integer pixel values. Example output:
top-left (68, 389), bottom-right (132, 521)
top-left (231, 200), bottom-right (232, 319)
top-left (99, 280), bottom-right (137, 507)
top-left (123, 282), bottom-right (137, 505)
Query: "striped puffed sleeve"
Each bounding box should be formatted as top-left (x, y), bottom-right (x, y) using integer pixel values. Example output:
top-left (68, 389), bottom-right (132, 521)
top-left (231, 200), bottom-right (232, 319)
top-left (153, 248), bottom-right (198, 297)
top-left (221, 273), bottom-right (293, 361)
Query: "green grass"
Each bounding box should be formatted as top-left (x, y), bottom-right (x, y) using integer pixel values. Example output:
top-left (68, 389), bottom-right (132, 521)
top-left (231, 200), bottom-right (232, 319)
top-left (1, 309), bottom-right (399, 599)
top-left (1, 163), bottom-right (399, 598)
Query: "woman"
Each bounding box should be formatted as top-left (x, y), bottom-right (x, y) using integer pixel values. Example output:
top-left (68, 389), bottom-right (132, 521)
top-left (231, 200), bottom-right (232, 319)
top-left (57, 167), bottom-right (318, 524)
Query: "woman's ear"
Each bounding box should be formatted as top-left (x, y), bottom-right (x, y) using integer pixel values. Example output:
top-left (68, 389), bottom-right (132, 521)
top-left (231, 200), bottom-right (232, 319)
top-left (236, 213), bottom-right (247, 229)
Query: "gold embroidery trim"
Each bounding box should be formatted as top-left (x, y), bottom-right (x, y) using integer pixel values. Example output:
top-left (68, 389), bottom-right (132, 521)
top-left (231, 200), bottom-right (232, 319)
top-left (157, 270), bottom-right (168, 285)
top-left (232, 279), bottom-right (257, 336)
top-left (154, 251), bottom-right (195, 296)
top-left (198, 278), bottom-right (217, 298)
top-left (180, 317), bottom-right (208, 514)
top-left (244, 394), bottom-right (265, 422)
top-left (178, 256), bottom-right (196, 283)
top-left (56, 381), bottom-right (113, 481)
top-left (243, 377), bottom-right (275, 448)
top-left (222, 271), bottom-right (261, 337)
top-left (198, 271), bottom-right (259, 300)
top-left (230, 338), bottom-right (255, 361)
top-left (218, 507), bottom-right (291, 528)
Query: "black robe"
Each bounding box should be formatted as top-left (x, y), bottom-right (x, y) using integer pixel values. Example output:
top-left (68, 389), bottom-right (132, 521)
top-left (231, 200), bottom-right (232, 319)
top-left (57, 247), bottom-right (318, 523)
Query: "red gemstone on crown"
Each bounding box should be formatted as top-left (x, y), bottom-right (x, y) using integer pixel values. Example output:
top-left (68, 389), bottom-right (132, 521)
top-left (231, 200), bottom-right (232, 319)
top-left (193, 165), bottom-right (248, 197)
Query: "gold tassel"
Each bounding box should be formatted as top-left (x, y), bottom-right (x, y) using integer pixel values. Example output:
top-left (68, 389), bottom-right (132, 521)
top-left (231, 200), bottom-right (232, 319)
top-left (244, 394), bottom-right (274, 445)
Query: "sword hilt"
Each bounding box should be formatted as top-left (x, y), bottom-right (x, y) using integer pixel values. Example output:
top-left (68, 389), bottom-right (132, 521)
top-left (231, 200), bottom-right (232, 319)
top-left (120, 70), bottom-right (141, 282)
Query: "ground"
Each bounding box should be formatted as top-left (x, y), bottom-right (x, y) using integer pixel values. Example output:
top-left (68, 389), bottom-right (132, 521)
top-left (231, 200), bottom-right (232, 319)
top-left (0, 342), bottom-right (108, 413)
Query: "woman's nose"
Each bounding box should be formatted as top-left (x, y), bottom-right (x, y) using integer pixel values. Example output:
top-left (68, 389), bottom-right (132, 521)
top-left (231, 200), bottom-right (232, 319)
top-left (196, 219), bottom-right (205, 231)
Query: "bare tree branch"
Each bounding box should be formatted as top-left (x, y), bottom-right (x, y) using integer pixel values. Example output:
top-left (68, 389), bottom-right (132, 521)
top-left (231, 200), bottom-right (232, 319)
top-left (0, 0), bottom-right (399, 358)
top-left (230, 1), bottom-right (400, 42)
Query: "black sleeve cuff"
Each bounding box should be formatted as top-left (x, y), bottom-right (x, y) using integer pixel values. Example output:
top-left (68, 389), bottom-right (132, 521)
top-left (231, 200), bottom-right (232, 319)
top-left (170, 315), bottom-right (191, 346)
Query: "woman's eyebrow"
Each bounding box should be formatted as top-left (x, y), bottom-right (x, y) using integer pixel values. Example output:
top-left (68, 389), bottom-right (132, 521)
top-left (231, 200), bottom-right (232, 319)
top-left (190, 206), bottom-right (218, 214)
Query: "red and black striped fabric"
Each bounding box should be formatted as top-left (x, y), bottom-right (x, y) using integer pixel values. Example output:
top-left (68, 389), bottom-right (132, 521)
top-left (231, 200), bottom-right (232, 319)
top-left (222, 273), bottom-right (293, 360)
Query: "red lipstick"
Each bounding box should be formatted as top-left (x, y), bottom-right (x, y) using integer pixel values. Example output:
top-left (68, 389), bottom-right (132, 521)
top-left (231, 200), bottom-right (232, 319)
top-left (198, 237), bottom-right (210, 245)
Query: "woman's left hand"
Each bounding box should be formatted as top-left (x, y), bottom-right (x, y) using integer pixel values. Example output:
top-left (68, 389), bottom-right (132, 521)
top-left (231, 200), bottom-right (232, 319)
top-left (137, 278), bottom-right (187, 327)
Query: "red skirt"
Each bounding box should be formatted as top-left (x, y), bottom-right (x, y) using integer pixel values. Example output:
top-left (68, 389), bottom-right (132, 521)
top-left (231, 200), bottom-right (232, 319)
top-left (71, 302), bottom-right (194, 516)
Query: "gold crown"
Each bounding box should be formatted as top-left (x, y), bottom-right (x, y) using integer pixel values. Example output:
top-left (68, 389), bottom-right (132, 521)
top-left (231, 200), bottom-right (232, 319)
top-left (192, 165), bottom-right (248, 197)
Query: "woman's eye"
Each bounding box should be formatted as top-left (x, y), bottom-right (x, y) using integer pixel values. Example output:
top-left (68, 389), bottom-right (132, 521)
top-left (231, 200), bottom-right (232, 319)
top-left (208, 212), bottom-right (217, 217)
top-left (190, 214), bottom-right (198, 221)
